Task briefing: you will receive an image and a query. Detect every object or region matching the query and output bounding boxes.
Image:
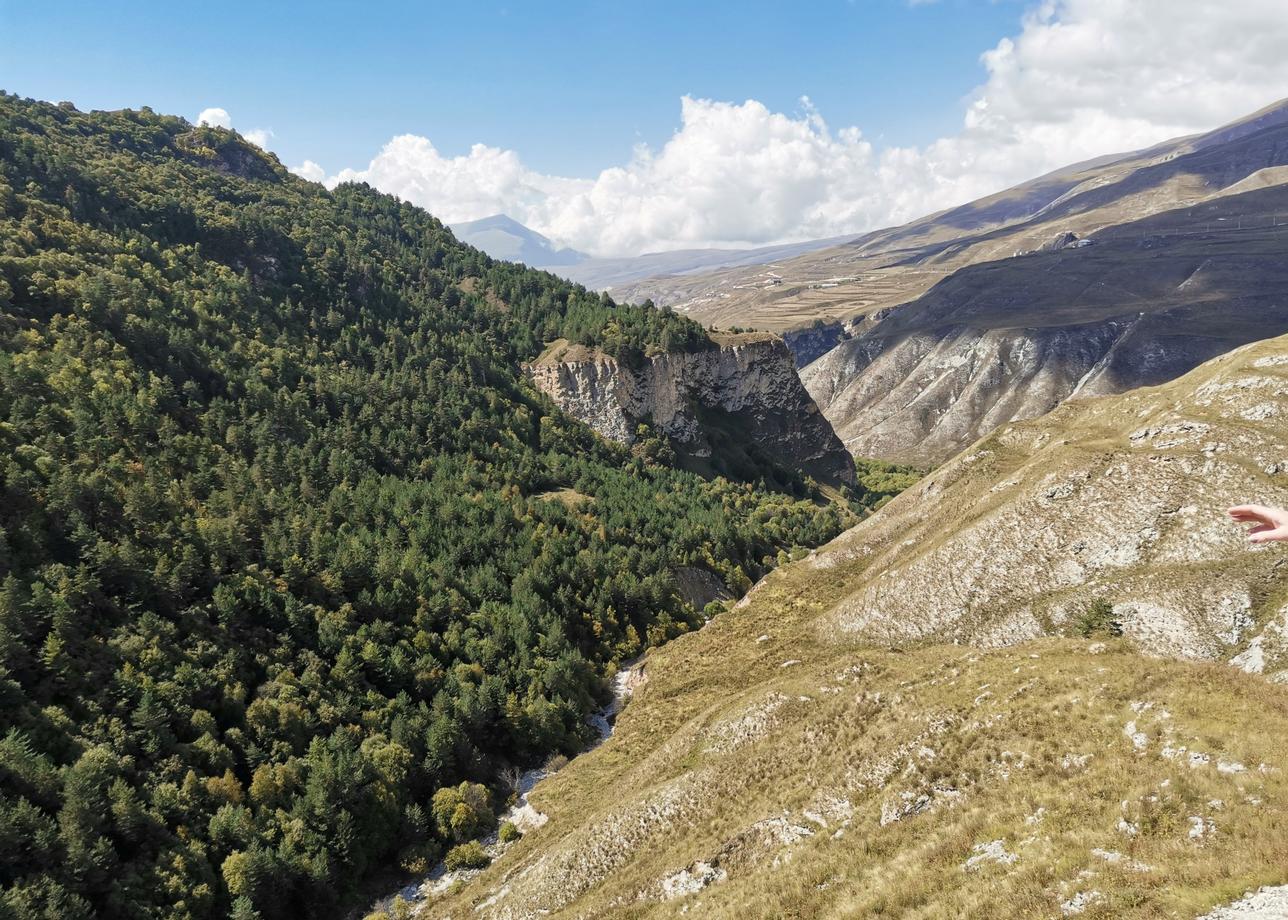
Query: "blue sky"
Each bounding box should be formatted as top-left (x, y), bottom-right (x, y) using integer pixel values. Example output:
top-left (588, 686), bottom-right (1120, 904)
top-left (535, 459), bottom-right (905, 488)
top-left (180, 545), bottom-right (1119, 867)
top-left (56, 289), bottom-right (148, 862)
top-left (1, 0), bottom-right (1024, 177)
top-left (3, 1), bottom-right (1284, 256)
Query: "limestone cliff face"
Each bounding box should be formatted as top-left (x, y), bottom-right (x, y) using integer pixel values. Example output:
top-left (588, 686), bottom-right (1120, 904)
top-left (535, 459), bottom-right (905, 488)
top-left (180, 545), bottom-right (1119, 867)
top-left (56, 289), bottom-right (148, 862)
top-left (526, 334), bottom-right (855, 487)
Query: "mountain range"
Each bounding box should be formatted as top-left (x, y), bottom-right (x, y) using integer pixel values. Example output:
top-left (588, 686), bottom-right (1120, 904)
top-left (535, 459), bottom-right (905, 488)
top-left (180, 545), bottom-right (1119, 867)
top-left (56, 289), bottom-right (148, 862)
top-left (450, 213), bottom-right (589, 268)
top-left (7, 86), bottom-right (1288, 920)
top-left (589, 98), bottom-right (1288, 467)
top-left (452, 213), bottom-right (850, 292)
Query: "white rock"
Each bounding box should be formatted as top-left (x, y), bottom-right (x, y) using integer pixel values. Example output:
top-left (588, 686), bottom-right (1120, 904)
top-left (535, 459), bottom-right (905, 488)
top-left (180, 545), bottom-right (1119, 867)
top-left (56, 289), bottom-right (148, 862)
top-left (1061, 890), bottom-right (1104, 916)
top-left (660, 861), bottom-right (726, 900)
top-left (963, 839), bottom-right (1017, 871)
top-left (1197, 885), bottom-right (1288, 919)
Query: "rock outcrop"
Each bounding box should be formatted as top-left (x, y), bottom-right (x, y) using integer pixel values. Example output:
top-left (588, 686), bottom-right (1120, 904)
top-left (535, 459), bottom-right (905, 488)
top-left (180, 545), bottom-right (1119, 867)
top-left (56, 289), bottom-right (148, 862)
top-left (801, 181), bottom-right (1288, 467)
top-left (527, 333), bottom-right (854, 487)
top-left (781, 320), bottom-right (851, 367)
top-left (427, 333), bottom-right (1288, 920)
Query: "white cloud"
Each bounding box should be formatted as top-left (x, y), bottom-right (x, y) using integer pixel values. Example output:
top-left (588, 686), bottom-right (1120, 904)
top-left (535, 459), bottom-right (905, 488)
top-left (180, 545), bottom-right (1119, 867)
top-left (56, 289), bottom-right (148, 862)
top-left (196, 107), bottom-right (232, 129)
top-left (197, 107), bottom-right (275, 151)
top-left (316, 0), bottom-right (1288, 257)
top-left (290, 160), bottom-right (327, 183)
top-left (244, 128), bottom-right (274, 149)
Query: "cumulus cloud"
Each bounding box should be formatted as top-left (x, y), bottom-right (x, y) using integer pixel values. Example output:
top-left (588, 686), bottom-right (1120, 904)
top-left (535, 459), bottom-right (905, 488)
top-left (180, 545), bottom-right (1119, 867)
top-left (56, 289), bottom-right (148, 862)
top-left (290, 160), bottom-right (327, 183)
top-left (317, 0), bottom-right (1288, 256)
top-left (196, 107), bottom-right (232, 129)
top-left (196, 107), bottom-right (276, 151)
top-left (244, 128), bottom-right (274, 149)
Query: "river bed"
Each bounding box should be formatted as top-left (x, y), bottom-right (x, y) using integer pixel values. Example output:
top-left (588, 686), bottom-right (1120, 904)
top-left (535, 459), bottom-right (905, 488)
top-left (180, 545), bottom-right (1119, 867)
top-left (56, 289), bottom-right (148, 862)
top-left (368, 660), bottom-right (644, 915)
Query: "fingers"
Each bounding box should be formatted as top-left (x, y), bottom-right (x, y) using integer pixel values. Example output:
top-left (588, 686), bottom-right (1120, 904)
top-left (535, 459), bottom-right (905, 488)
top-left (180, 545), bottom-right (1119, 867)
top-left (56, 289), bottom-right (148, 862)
top-left (1228, 505), bottom-right (1273, 520)
top-left (1250, 527), bottom-right (1288, 543)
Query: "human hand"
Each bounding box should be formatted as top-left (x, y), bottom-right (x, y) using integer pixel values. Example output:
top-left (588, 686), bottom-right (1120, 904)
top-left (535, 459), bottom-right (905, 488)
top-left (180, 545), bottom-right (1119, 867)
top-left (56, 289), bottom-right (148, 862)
top-left (1228, 504), bottom-right (1288, 543)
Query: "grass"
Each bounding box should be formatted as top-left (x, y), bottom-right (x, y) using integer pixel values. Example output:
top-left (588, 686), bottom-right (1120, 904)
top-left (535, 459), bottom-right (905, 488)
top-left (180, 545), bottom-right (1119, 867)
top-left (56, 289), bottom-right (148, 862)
top-left (424, 529), bottom-right (1288, 918)
top-left (534, 487), bottom-right (593, 509)
top-left (423, 335), bottom-right (1288, 919)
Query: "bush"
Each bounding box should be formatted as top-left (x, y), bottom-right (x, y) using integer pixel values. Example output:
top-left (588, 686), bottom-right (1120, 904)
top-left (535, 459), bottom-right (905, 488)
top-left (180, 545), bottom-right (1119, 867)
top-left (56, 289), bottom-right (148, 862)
top-left (444, 841), bottom-right (491, 871)
top-left (431, 782), bottom-right (494, 843)
top-left (498, 821), bottom-right (521, 843)
top-left (398, 840), bottom-right (442, 875)
top-left (1075, 597), bottom-right (1123, 638)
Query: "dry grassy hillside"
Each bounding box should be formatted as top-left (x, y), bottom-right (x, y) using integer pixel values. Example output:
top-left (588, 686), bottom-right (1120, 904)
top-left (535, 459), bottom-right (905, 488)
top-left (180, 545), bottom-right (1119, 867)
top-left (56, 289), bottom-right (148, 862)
top-left (415, 335), bottom-right (1288, 919)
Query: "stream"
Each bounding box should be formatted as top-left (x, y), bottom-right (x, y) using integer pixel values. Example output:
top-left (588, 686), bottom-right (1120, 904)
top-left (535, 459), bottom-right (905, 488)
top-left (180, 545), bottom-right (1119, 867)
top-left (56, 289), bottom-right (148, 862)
top-left (368, 660), bottom-right (644, 915)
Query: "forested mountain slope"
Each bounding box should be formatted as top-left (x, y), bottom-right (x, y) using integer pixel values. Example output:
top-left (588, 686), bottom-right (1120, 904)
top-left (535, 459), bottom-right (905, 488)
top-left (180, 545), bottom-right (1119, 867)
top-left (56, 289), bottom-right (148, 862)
top-left (0, 93), bottom-right (853, 919)
top-left (427, 332), bottom-right (1288, 920)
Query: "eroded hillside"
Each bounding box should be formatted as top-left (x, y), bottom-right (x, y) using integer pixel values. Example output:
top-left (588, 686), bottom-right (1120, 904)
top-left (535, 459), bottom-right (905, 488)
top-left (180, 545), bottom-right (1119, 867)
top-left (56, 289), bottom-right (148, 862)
top-left (419, 334), bottom-right (1288, 919)
top-left (599, 99), bottom-right (1288, 468)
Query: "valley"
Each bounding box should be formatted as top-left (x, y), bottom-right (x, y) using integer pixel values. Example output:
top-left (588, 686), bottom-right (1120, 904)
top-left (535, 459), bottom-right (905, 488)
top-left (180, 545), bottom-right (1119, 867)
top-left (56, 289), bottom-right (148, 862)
top-left (420, 327), bottom-right (1288, 920)
top-left (6, 14), bottom-right (1288, 920)
top-left (0, 95), bottom-right (856, 920)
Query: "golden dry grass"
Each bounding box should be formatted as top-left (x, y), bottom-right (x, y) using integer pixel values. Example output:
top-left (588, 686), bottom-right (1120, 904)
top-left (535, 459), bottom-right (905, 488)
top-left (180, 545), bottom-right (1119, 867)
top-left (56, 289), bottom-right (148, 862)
top-left (423, 337), bottom-right (1288, 920)
top-left (424, 538), bottom-right (1288, 919)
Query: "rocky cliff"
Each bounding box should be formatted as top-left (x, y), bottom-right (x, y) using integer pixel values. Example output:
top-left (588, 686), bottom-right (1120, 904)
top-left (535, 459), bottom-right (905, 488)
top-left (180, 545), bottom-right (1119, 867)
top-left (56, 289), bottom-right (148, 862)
top-left (781, 319), bottom-right (851, 367)
top-left (801, 179), bottom-right (1288, 467)
top-left (526, 333), bottom-right (855, 488)
top-left (425, 333), bottom-right (1288, 920)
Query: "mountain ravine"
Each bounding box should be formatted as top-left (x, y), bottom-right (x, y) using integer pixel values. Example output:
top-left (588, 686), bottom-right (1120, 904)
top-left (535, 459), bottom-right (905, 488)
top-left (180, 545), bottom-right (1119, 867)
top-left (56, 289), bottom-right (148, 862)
top-left (422, 330), bottom-right (1288, 920)
top-left (526, 332), bottom-right (856, 488)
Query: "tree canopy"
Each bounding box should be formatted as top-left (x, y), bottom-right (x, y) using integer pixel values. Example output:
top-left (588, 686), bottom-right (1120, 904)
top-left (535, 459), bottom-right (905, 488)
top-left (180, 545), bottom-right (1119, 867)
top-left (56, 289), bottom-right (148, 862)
top-left (0, 93), bottom-right (851, 918)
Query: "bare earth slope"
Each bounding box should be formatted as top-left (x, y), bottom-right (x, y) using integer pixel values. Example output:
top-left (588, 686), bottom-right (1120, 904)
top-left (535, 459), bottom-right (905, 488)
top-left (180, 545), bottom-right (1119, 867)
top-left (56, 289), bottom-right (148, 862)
top-left (802, 181), bottom-right (1288, 466)
top-left (421, 333), bottom-right (1288, 920)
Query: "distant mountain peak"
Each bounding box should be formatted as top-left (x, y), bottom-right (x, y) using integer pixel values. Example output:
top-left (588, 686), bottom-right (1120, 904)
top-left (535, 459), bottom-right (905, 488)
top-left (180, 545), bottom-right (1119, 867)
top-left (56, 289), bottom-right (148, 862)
top-left (463, 213), bottom-right (534, 232)
top-left (451, 213), bottom-right (587, 268)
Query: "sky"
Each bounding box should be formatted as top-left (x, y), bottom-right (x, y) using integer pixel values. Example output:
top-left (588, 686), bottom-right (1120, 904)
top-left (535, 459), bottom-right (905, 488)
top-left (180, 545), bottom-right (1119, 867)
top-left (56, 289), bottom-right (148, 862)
top-left (4, 0), bottom-right (1288, 257)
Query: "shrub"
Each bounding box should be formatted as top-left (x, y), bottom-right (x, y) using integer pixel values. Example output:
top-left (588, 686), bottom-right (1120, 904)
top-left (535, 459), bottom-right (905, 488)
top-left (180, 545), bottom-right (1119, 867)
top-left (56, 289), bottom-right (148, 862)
top-left (1075, 597), bottom-right (1123, 638)
top-left (398, 840), bottom-right (441, 875)
top-left (498, 821), bottom-right (521, 843)
top-left (431, 782), bottom-right (494, 842)
top-left (444, 841), bottom-right (491, 871)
